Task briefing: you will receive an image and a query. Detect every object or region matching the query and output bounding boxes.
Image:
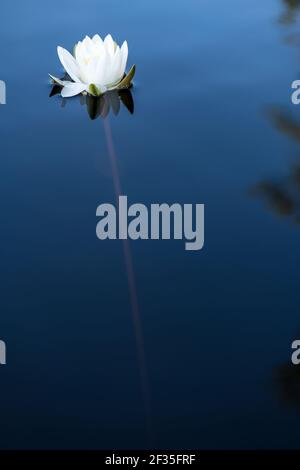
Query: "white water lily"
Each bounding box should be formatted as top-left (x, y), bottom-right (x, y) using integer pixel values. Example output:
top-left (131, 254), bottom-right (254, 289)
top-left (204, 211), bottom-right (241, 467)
top-left (50, 34), bottom-right (135, 98)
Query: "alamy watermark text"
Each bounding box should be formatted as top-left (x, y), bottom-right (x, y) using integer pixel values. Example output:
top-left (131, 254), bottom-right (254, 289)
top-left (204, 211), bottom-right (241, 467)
top-left (0, 80), bottom-right (6, 104)
top-left (0, 340), bottom-right (6, 365)
top-left (291, 340), bottom-right (300, 365)
top-left (96, 196), bottom-right (204, 251)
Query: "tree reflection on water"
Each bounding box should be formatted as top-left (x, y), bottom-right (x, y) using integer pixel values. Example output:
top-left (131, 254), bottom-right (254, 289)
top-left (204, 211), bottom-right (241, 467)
top-left (279, 0), bottom-right (300, 25)
top-left (275, 360), bottom-right (300, 407)
top-left (251, 108), bottom-right (300, 223)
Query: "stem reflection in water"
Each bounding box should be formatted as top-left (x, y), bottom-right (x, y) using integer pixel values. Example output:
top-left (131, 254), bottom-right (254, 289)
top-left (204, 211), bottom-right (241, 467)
top-left (49, 85), bottom-right (153, 443)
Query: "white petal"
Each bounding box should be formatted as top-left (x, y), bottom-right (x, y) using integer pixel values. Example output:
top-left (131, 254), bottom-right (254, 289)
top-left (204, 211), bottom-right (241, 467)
top-left (85, 56), bottom-right (99, 83)
top-left (74, 41), bottom-right (83, 63)
top-left (95, 51), bottom-right (110, 85)
top-left (119, 41), bottom-right (128, 79)
top-left (82, 35), bottom-right (95, 55)
top-left (57, 46), bottom-right (81, 83)
top-left (92, 34), bottom-right (103, 45)
top-left (61, 83), bottom-right (86, 98)
top-left (94, 40), bottom-right (105, 57)
top-left (108, 47), bottom-right (122, 85)
top-left (104, 34), bottom-right (115, 56)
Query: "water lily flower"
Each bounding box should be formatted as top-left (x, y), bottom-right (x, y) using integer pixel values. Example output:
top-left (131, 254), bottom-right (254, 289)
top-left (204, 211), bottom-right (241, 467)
top-left (50, 34), bottom-right (135, 98)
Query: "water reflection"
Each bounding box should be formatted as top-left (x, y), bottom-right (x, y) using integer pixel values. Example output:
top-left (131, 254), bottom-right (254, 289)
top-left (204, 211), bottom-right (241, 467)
top-left (251, 180), bottom-right (295, 218)
top-left (252, 1), bottom-right (300, 219)
top-left (258, 6), bottom-right (300, 409)
top-left (50, 84), bottom-right (134, 119)
top-left (266, 107), bottom-right (300, 142)
top-left (251, 108), bottom-right (300, 222)
top-left (275, 359), bottom-right (300, 406)
top-left (49, 81), bottom-right (152, 443)
top-left (279, 0), bottom-right (300, 25)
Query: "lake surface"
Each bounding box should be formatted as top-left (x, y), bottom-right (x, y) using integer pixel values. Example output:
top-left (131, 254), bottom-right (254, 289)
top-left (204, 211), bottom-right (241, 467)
top-left (1, 0), bottom-right (300, 449)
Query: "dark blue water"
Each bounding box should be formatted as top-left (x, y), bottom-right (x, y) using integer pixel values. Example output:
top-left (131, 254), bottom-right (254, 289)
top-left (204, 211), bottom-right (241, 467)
top-left (1, 0), bottom-right (300, 449)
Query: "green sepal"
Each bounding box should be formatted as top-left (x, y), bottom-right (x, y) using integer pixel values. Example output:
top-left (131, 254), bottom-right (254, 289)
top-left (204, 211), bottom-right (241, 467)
top-left (88, 84), bottom-right (102, 96)
top-left (116, 65), bottom-right (136, 89)
top-left (49, 74), bottom-right (65, 86)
